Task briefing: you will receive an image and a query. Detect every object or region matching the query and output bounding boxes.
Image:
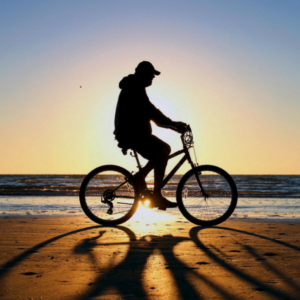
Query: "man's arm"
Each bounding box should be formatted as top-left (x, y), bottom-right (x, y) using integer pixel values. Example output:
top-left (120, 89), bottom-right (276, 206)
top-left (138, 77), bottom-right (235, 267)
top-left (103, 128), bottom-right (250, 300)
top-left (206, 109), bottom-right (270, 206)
top-left (148, 101), bottom-right (187, 133)
top-left (148, 102), bottom-right (172, 127)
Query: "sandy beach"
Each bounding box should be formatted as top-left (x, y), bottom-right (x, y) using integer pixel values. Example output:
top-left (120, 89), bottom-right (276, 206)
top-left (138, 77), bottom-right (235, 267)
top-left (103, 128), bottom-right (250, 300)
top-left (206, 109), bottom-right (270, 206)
top-left (1, 215), bottom-right (300, 300)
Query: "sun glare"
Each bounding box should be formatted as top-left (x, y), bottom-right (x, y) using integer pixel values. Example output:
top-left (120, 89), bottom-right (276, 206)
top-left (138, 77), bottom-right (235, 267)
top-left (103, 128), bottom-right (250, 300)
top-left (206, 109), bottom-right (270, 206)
top-left (130, 201), bottom-right (177, 223)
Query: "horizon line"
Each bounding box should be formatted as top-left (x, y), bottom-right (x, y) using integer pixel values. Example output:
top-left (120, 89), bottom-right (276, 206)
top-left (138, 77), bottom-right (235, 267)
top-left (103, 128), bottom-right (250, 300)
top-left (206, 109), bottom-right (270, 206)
top-left (0, 173), bottom-right (300, 176)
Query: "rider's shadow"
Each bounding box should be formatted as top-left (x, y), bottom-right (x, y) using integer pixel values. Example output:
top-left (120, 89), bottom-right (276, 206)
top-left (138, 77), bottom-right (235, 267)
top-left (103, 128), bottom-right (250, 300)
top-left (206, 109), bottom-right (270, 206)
top-left (73, 227), bottom-right (199, 299)
top-left (74, 226), bottom-right (149, 299)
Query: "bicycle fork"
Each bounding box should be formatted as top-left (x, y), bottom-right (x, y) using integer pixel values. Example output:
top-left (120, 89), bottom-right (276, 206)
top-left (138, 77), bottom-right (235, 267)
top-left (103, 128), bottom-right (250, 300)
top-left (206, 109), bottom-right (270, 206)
top-left (194, 170), bottom-right (209, 199)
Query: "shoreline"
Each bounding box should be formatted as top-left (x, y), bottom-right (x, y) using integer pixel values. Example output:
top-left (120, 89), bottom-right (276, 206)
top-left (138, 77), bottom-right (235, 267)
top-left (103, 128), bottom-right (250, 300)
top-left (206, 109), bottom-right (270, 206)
top-left (2, 195), bottom-right (300, 222)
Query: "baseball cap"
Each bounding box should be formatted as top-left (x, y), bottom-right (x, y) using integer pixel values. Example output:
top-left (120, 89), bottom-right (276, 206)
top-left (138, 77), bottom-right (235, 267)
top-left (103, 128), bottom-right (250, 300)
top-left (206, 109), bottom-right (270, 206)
top-left (135, 61), bottom-right (160, 75)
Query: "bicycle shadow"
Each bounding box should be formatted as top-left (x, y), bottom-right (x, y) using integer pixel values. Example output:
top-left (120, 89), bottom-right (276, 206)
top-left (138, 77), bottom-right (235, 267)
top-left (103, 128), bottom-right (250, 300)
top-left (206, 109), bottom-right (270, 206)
top-left (0, 224), bottom-right (101, 281)
top-left (73, 227), bottom-right (205, 299)
top-left (1, 222), bottom-right (300, 300)
top-left (189, 226), bottom-right (300, 300)
top-left (74, 225), bottom-right (300, 300)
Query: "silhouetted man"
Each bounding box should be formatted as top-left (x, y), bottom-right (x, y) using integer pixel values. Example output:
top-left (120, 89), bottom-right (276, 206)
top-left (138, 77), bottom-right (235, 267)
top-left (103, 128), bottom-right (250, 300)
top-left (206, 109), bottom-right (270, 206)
top-left (114, 61), bottom-right (187, 209)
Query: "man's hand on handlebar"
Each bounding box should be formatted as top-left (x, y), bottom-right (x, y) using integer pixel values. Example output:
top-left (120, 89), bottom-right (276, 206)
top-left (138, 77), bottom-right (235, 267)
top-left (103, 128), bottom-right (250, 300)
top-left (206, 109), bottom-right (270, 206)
top-left (170, 121), bottom-right (188, 134)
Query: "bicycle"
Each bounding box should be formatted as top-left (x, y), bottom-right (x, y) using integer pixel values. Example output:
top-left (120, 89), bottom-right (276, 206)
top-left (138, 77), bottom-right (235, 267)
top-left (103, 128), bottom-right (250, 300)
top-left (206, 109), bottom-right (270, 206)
top-left (79, 125), bottom-right (238, 226)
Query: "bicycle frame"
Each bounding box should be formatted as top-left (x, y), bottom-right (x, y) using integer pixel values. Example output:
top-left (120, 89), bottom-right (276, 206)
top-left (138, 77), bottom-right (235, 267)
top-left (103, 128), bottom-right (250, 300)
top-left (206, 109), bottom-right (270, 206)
top-left (132, 130), bottom-right (207, 195)
top-left (80, 125), bottom-right (237, 225)
top-left (162, 147), bottom-right (193, 189)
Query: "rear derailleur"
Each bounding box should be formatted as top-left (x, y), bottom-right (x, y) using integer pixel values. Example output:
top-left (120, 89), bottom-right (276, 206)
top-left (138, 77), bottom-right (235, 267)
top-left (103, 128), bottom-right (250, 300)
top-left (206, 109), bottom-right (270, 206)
top-left (102, 189), bottom-right (115, 215)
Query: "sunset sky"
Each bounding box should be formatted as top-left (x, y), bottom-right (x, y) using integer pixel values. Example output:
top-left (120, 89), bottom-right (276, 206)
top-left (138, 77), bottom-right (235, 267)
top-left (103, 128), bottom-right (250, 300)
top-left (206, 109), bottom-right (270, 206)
top-left (1, 1), bottom-right (299, 174)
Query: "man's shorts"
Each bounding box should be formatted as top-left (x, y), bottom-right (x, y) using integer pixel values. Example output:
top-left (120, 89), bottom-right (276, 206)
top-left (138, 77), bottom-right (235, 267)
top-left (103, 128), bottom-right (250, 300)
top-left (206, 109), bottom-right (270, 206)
top-left (117, 134), bottom-right (170, 161)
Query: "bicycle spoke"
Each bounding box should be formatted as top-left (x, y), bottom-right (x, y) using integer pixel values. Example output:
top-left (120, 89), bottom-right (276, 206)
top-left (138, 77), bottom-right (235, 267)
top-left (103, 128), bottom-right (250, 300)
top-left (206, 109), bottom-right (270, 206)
top-left (80, 167), bottom-right (137, 224)
top-left (179, 167), bottom-right (237, 225)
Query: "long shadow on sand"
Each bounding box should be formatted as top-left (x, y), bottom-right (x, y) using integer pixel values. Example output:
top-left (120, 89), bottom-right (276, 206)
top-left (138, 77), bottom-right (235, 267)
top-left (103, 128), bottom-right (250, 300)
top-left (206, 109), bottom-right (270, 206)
top-left (0, 225), bottom-right (101, 280)
top-left (1, 224), bottom-right (300, 299)
top-left (74, 226), bottom-right (300, 300)
top-left (190, 226), bottom-right (300, 300)
top-left (73, 227), bottom-right (209, 299)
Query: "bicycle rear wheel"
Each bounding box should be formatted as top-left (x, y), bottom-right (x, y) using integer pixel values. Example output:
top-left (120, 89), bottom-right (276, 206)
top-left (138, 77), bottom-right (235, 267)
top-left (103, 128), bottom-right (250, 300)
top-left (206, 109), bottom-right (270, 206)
top-left (80, 165), bottom-right (138, 225)
top-left (177, 165), bottom-right (238, 226)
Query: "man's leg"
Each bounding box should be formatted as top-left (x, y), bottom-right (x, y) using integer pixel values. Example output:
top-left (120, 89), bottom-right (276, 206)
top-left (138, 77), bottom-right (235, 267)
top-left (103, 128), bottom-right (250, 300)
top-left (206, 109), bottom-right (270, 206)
top-left (132, 135), bottom-right (176, 208)
top-left (140, 160), bottom-right (155, 178)
top-left (152, 143), bottom-right (171, 195)
top-left (132, 160), bottom-right (155, 194)
top-left (133, 135), bottom-right (170, 185)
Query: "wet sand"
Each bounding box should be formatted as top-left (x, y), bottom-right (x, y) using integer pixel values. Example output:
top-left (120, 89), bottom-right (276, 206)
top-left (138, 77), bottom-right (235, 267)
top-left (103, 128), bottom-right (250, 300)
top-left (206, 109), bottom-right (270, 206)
top-left (1, 216), bottom-right (300, 300)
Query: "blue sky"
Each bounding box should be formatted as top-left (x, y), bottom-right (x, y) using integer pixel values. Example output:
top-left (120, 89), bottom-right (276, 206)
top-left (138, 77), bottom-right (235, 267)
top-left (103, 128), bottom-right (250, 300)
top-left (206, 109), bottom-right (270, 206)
top-left (1, 1), bottom-right (299, 174)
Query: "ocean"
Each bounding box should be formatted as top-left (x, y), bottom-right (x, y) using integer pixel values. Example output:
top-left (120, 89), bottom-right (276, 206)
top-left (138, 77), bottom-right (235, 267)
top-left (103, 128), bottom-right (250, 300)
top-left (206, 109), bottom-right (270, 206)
top-left (0, 174), bottom-right (299, 220)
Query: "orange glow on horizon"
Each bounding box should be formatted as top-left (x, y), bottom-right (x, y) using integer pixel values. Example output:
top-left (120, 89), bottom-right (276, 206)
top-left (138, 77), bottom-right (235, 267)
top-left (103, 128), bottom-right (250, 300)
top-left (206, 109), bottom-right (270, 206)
top-left (1, 2), bottom-right (300, 175)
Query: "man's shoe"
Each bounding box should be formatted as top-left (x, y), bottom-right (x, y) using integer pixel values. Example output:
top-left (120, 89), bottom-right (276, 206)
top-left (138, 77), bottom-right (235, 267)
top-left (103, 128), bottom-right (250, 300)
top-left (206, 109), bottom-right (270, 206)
top-left (151, 193), bottom-right (178, 210)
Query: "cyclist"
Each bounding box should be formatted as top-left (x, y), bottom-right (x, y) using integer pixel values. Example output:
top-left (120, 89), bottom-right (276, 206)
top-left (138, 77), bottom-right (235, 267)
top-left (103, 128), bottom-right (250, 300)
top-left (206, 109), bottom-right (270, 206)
top-left (114, 61), bottom-right (187, 209)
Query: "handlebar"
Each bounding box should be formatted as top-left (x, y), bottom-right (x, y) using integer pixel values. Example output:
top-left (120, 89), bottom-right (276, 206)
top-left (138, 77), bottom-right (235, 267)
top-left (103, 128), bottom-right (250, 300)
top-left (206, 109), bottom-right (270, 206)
top-left (181, 125), bottom-right (193, 147)
top-left (169, 124), bottom-right (191, 135)
top-left (184, 124), bottom-right (192, 134)
top-left (179, 124), bottom-right (192, 137)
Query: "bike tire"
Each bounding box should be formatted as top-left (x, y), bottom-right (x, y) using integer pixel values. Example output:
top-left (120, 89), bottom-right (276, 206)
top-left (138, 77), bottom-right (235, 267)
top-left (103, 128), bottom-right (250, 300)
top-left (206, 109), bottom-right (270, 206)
top-left (80, 165), bottom-right (139, 225)
top-left (177, 165), bottom-right (238, 226)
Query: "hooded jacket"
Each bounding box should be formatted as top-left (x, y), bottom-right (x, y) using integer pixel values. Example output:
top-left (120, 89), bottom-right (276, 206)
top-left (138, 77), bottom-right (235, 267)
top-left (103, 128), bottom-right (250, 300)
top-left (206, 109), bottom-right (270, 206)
top-left (114, 74), bottom-right (173, 144)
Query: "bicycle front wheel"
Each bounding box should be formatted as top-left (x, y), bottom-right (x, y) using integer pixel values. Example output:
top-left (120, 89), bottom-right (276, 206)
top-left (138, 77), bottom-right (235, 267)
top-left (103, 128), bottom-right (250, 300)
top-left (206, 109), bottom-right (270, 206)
top-left (177, 165), bottom-right (238, 226)
top-left (80, 165), bottom-right (138, 225)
